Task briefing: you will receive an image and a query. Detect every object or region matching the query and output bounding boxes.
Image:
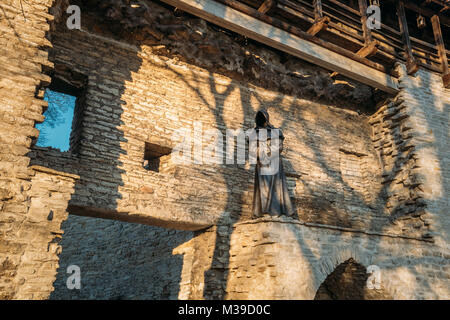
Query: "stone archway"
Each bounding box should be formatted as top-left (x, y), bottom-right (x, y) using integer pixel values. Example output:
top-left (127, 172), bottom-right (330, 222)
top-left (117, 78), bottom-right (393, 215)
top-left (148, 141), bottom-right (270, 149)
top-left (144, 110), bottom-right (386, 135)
top-left (314, 258), bottom-right (392, 300)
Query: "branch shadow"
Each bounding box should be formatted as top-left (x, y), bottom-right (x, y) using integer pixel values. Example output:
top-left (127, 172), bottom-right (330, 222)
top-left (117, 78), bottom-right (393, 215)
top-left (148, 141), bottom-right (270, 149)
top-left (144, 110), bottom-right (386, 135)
top-left (27, 0), bottom-right (448, 300)
top-left (164, 60), bottom-right (446, 299)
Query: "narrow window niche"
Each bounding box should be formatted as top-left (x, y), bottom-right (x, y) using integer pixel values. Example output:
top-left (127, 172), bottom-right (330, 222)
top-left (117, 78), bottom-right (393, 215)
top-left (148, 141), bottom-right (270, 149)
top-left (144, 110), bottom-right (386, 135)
top-left (143, 142), bottom-right (172, 173)
top-left (35, 66), bottom-right (87, 153)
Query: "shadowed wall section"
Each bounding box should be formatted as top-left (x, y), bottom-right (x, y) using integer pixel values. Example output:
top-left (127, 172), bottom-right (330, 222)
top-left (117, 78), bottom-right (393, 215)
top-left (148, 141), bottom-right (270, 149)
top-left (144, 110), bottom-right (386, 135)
top-left (50, 215), bottom-right (192, 300)
top-left (314, 258), bottom-right (392, 300)
top-left (0, 0), bottom-right (448, 300)
top-left (30, 10), bottom-right (393, 232)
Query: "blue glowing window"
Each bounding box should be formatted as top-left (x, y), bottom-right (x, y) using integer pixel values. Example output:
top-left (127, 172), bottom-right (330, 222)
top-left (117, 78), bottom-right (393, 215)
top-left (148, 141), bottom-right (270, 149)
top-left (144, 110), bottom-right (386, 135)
top-left (35, 89), bottom-right (76, 152)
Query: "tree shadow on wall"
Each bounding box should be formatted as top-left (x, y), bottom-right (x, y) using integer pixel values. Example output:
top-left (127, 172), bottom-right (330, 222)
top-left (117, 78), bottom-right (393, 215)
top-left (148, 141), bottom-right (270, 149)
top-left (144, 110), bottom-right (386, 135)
top-left (28, 4), bottom-right (191, 300)
top-left (160, 61), bottom-right (384, 299)
top-left (102, 1), bottom-right (445, 298)
top-left (163, 61), bottom-right (446, 299)
top-left (70, 0), bottom-right (445, 300)
top-left (50, 216), bottom-right (191, 299)
top-left (30, 0), bottom-right (447, 300)
top-left (280, 69), bottom-right (445, 299)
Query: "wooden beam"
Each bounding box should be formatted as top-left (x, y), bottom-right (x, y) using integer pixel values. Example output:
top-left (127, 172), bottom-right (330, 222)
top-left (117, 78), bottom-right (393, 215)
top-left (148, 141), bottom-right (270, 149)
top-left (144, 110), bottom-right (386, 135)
top-left (443, 73), bottom-right (450, 88)
top-left (427, 0), bottom-right (450, 9)
top-left (328, 0), bottom-right (361, 16)
top-left (308, 0), bottom-right (328, 36)
top-left (323, 0), bottom-right (375, 78)
top-left (258, 0), bottom-right (276, 14)
top-left (216, 0), bottom-right (392, 73)
top-left (358, 0), bottom-right (373, 43)
top-left (160, 0), bottom-right (398, 93)
top-left (431, 15), bottom-right (450, 88)
top-left (330, 40), bottom-right (378, 77)
top-left (385, 0), bottom-right (450, 28)
top-left (313, 0), bottom-right (323, 20)
top-left (307, 16), bottom-right (330, 36)
top-left (397, 0), bottom-right (419, 75)
top-left (356, 40), bottom-right (378, 58)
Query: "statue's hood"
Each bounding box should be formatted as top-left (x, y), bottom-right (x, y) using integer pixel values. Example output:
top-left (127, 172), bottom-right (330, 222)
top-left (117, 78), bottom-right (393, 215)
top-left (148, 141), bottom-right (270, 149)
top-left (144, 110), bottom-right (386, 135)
top-left (255, 110), bottom-right (272, 128)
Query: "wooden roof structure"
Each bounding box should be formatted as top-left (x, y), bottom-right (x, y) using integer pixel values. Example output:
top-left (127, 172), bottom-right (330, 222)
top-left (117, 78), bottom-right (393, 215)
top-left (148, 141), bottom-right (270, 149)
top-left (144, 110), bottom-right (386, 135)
top-left (160, 0), bottom-right (450, 91)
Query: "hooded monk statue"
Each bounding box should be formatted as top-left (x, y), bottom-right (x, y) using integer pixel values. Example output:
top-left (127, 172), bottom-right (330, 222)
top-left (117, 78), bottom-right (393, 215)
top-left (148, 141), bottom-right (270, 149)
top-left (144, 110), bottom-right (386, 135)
top-left (250, 110), bottom-right (295, 218)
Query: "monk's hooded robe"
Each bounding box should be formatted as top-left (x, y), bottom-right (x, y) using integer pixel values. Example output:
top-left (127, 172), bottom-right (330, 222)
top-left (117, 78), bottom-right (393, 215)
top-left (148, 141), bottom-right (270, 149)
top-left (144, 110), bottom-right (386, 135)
top-left (251, 110), bottom-right (295, 218)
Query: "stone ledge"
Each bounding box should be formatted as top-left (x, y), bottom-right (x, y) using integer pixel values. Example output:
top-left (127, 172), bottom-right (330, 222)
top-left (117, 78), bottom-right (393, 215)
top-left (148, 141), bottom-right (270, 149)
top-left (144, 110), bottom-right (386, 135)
top-left (234, 216), bottom-right (434, 243)
top-left (30, 165), bottom-right (80, 180)
top-left (68, 205), bottom-right (215, 231)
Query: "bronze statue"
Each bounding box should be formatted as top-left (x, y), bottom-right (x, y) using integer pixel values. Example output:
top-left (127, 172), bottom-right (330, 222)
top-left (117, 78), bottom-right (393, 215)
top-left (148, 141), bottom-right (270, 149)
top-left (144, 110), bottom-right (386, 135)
top-left (250, 110), bottom-right (295, 218)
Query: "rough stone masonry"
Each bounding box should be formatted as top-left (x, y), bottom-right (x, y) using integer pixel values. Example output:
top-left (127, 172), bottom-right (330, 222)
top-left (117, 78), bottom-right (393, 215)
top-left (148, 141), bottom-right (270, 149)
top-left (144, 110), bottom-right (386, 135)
top-left (0, 0), bottom-right (448, 299)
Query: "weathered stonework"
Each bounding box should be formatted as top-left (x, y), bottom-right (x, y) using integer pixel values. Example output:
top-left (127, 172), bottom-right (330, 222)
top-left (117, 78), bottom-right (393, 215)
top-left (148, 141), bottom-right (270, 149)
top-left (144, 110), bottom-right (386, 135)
top-left (30, 17), bottom-right (389, 230)
top-left (50, 215), bottom-right (192, 300)
top-left (13, 166), bottom-right (78, 299)
top-left (314, 258), bottom-right (392, 300)
top-left (0, 0), bottom-right (59, 299)
top-left (0, 0), bottom-right (448, 300)
top-left (172, 216), bottom-right (449, 300)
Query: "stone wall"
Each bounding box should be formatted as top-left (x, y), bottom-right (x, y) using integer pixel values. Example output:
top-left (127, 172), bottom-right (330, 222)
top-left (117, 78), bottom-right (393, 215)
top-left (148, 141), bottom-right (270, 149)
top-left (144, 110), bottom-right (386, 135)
top-left (368, 65), bottom-right (450, 243)
top-left (369, 97), bottom-right (422, 237)
top-left (0, 0), bottom-right (60, 299)
top-left (177, 217), bottom-right (449, 300)
top-left (13, 166), bottom-right (78, 299)
top-left (395, 66), bottom-right (450, 249)
top-left (50, 215), bottom-right (192, 300)
top-left (170, 63), bottom-right (450, 301)
top-left (30, 2), bottom-right (392, 233)
top-left (1, 0), bottom-right (448, 300)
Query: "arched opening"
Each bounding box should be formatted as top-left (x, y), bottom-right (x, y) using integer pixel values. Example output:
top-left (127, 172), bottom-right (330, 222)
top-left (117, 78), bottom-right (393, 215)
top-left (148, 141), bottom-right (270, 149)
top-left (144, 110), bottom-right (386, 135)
top-left (314, 258), bottom-right (392, 300)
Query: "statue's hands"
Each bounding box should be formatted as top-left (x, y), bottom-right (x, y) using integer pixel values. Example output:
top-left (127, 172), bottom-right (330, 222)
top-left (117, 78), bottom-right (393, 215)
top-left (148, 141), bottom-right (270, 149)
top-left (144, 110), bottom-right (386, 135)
top-left (258, 138), bottom-right (281, 165)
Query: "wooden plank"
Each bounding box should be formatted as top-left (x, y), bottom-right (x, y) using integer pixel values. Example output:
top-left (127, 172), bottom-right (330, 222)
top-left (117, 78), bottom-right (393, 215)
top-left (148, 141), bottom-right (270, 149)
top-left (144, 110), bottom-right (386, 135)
top-left (278, 0), bottom-right (314, 19)
top-left (385, 0), bottom-right (450, 27)
top-left (431, 15), bottom-right (450, 88)
top-left (356, 40), bottom-right (378, 58)
top-left (307, 16), bottom-right (329, 36)
top-left (278, 2), bottom-right (367, 45)
top-left (417, 60), bottom-right (444, 73)
top-left (160, 0), bottom-right (398, 93)
top-left (397, 0), bottom-right (419, 75)
top-left (358, 0), bottom-right (372, 43)
top-left (278, 0), bottom-right (365, 42)
top-left (313, 0), bottom-right (323, 20)
top-left (291, 0), bottom-right (314, 10)
top-left (372, 30), bottom-right (405, 51)
top-left (279, 0), bottom-right (398, 63)
top-left (216, 0), bottom-right (386, 71)
top-left (258, 0), bottom-right (276, 14)
top-left (443, 73), bottom-right (450, 88)
top-left (322, 1), bottom-right (362, 25)
top-left (327, 0), bottom-right (361, 16)
top-left (331, 40), bottom-right (378, 78)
